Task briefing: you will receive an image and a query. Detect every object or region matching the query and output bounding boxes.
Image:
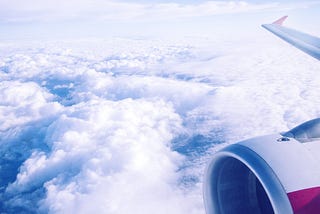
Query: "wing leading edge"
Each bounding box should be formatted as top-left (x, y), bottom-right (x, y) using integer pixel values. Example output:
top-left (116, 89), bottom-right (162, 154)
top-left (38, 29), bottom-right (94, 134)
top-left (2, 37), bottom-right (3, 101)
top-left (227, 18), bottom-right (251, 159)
top-left (262, 16), bottom-right (320, 60)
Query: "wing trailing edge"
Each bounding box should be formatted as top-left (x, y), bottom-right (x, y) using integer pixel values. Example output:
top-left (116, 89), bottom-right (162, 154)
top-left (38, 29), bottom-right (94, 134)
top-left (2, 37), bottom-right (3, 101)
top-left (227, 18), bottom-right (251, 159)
top-left (262, 16), bottom-right (320, 60)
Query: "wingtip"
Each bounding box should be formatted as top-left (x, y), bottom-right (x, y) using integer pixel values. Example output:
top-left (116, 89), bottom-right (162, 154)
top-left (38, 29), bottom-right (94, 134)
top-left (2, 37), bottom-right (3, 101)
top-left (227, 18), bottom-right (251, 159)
top-left (272, 16), bottom-right (288, 25)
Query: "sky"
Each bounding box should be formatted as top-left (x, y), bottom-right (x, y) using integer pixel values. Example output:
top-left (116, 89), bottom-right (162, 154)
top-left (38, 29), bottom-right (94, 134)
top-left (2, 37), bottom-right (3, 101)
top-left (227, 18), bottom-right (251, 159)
top-left (1, 1), bottom-right (320, 213)
top-left (1, 0), bottom-right (320, 40)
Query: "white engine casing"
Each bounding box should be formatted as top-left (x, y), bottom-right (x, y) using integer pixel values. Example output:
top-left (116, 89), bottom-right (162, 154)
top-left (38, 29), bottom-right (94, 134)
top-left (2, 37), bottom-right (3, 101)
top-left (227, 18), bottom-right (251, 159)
top-left (204, 118), bottom-right (320, 214)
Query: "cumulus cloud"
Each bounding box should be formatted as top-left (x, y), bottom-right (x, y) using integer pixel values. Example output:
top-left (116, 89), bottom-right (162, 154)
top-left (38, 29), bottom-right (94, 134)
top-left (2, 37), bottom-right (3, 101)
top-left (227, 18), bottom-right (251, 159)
top-left (0, 80), bottom-right (62, 131)
top-left (6, 98), bottom-right (190, 213)
top-left (1, 36), bottom-right (320, 213)
top-left (0, 39), bottom-right (207, 213)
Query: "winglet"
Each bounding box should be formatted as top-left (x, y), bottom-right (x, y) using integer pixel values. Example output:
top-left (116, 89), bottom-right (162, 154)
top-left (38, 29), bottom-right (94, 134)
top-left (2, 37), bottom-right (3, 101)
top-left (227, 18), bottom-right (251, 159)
top-left (262, 15), bottom-right (320, 60)
top-left (272, 16), bottom-right (288, 25)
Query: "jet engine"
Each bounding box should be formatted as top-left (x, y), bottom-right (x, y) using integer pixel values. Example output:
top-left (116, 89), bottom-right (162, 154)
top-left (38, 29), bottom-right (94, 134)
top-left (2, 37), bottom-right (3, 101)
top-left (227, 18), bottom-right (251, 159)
top-left (204, 118), bottom-right (320, 214)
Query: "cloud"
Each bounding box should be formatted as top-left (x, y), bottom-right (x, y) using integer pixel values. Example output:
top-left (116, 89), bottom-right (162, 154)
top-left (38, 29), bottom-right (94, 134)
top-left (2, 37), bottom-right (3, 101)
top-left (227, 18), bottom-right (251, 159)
top-left (0, 81), bottom-right (62, 131)
top-left (1, 35), bottom-right (320, 213)
top-left (0, 39), bottom-right (208, 213)
top-left (1, 0), bottom-right (318, 23)
top-left (6, 98), bottom-right (192, 213)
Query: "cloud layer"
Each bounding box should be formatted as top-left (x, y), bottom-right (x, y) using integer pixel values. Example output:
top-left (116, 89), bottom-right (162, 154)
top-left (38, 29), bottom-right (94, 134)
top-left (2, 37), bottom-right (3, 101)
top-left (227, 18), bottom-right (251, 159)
top-left (1, 36), bottom-right (320, 213)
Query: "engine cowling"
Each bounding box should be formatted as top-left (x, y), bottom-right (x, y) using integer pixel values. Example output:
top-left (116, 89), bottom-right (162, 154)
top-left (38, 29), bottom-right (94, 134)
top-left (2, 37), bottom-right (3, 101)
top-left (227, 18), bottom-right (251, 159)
top-left (204, 118), bottom-right (320, 214)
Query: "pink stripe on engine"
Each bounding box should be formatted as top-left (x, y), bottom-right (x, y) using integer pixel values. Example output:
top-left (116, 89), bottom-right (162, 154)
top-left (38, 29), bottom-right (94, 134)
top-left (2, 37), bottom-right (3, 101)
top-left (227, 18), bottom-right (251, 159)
top-left (288, 186), bottom-right (320, 214)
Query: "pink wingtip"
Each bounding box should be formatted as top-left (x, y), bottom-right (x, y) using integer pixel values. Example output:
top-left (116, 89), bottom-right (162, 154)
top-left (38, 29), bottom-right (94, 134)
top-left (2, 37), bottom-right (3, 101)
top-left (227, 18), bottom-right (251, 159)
top-left (272, 16), bottom-right (288, 25)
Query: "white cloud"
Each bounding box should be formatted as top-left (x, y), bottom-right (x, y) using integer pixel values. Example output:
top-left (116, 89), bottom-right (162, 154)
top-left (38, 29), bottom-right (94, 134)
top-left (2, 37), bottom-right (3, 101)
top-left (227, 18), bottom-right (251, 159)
top-left (6, 98), bottom-right (191, 214)
top-left (1, 36), bottom-right (320, 213)
top-left (0, 81), bottom-right (62, 131)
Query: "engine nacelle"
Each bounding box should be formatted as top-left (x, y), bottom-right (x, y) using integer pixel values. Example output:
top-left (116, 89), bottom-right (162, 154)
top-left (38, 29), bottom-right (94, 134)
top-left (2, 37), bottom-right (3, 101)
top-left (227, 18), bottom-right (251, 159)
top-left (204, 118), bottom-right (320, 214)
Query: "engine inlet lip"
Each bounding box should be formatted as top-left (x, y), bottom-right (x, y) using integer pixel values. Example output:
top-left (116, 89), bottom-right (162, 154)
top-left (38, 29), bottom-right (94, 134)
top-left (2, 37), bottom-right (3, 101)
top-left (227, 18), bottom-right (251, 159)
top-left (203, 144), bottom-right (293, 214)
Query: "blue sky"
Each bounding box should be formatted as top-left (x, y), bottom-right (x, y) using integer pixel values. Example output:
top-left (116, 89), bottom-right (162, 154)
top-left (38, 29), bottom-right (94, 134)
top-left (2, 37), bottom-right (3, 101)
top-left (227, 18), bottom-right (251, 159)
top-left (1, 0), bottom-right (320, 40)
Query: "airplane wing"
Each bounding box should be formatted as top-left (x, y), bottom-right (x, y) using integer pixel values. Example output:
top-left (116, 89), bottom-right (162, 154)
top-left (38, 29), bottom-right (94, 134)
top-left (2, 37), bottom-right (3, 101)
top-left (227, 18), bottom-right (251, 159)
top-left (262, 16), bottom-right (320, 60)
